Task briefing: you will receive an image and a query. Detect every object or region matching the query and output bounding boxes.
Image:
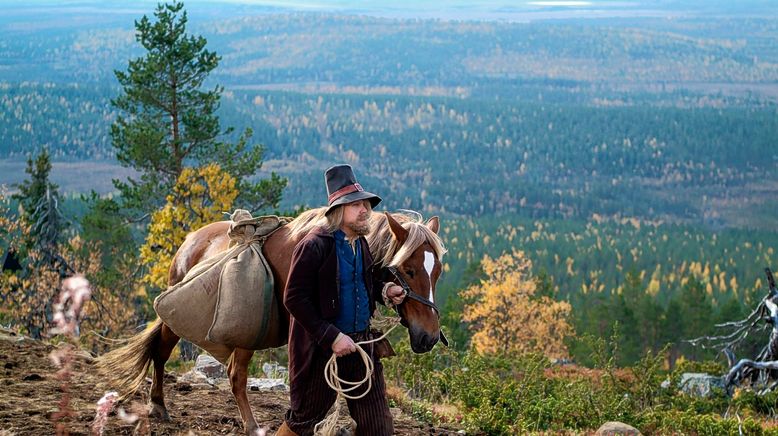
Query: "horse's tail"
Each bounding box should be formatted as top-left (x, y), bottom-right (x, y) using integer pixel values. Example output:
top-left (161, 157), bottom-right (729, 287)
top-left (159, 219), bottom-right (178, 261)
top-left (96, 318), bottom-right (163, 396)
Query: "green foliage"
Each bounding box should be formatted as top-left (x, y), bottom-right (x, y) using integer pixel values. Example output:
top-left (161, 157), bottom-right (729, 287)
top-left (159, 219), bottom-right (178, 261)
top-left (384, 334), bottom-right (778, 435)
top-left (11, 150), bottom-right (69, 266)
top-left (110, 1), bottom-right (285, 218)
top-left (79, 192), bottom-right (134, 263)
top-left (384, 339), bottom-right (459, 403)
top-left (440, 260), bottom-right (484, 351)
top-left (639, 410), bottom-right (771, 436)
top-left (12, 150), bottom-right (57, 221)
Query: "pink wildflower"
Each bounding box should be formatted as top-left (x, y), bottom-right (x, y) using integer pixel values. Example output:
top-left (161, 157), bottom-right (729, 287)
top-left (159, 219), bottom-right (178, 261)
top-left (92, 391), bottom-right (118, 435)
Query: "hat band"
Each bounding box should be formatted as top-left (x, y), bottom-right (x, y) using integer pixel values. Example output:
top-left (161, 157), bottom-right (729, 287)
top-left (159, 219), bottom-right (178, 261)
top-left (328, 183), bottom-right (364, 204)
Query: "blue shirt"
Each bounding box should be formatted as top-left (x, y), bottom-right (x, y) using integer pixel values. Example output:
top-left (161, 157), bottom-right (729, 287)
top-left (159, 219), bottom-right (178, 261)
top-left (332, 230), bottom-right (371, 333)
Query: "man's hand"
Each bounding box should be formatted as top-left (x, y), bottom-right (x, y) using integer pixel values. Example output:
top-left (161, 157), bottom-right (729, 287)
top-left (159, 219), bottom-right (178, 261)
top-left (385, 284), bottom-right (405, 306)
top-left (332, 334), bottom-right (357, 357)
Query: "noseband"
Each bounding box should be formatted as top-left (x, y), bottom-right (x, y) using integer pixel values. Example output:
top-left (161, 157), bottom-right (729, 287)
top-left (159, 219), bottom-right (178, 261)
top-left (384, 266), bottom-right (449, 346)
top-left (385, 266), bottom-right (441, 316)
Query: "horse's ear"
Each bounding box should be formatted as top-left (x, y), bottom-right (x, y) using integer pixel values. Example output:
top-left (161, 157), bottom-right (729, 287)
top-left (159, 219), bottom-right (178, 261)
top-left (426, 216), bottom-right (440, 234)
top-left (385, 212), bottom-right (408, 245)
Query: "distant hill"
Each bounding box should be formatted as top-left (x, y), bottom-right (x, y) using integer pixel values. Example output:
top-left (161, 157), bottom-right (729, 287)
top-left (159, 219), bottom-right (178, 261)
top-left (1, 4), bottom-right (777, 227)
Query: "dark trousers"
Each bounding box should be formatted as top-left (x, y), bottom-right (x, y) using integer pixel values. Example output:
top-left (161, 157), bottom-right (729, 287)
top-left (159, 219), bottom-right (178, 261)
top-left (285, 334), bottom-right (394, 436)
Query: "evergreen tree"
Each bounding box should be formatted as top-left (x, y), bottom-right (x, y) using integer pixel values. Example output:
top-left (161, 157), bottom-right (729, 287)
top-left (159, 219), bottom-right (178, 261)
top-left (80, 193), bottom-right (134, 265)
top-left (568, 291), bottom-right (613, 366)
top-left (679, 276), bottom-right (714, 361)
top-left (610, 293), bottom-right (642, 365)
top-left (661, 298), bottom-right (684, 369)
top-left (111, 1), bottom-right (285, 219)
top-left (12, 150), bottom-right (68, 270)
top-left (636, 294), bottom-right (664, 355)
top-left (13, 150), bottom-right (58, 224)
top-left (442, 259), bottom-right (485, 351)
top-left (609, 270), bottom-right (644, 364)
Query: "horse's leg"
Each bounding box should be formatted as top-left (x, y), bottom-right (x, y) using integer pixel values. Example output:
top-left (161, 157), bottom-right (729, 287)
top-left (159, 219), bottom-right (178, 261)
top-left (149, 323), bottom-right (180, 421)
top-left (228, 348), bottom-right (260, 435)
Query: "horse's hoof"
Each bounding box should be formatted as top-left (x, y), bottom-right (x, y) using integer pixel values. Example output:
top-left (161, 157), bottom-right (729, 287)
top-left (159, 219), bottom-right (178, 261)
top-left (148, 402), bottom-right (171, 421)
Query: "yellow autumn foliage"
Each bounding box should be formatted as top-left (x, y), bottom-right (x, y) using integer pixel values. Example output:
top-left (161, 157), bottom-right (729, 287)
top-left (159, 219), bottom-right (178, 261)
top-left (139, 163), bottom-right (238, 290)
top-left (461, 251), bottom-right (573, 359)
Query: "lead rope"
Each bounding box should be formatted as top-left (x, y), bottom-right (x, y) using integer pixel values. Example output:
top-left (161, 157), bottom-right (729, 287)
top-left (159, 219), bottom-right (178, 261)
top-left (314, 313), bottom-right (402, 436)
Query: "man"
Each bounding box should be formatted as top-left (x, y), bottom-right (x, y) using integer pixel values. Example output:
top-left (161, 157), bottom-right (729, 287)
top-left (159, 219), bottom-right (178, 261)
top-left (278, 164), bottom-right (406, 436)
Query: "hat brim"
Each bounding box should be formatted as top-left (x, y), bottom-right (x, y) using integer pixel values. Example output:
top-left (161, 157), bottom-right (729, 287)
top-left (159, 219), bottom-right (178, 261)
top-left (325, 191), bottom-right (381, 215)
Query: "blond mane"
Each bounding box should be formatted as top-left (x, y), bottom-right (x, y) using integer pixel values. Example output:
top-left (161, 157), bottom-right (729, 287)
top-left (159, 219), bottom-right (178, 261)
top-left (286, 208), bottom-right (446, 266)
top-left (368, 211), bottom-right (447, 267)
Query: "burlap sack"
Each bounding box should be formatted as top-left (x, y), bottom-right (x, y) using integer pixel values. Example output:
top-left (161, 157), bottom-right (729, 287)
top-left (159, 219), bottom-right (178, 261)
top-left (207, 213), bottom-right (288, 349)
top-left (153, 210), bottom-right (290, 364)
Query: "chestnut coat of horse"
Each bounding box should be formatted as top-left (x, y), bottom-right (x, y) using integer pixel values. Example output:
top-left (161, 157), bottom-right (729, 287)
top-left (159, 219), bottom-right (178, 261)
top-left (96, 208), bottom-right (446, 435)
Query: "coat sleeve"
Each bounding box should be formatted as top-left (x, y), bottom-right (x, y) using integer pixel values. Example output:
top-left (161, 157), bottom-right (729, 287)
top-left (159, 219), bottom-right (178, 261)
top-left (283, 237), bottom-right (341, 350)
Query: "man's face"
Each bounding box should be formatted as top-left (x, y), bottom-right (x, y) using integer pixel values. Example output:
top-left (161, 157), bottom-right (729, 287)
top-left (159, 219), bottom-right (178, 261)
top-left (342, 199), bottom-right (371, 236)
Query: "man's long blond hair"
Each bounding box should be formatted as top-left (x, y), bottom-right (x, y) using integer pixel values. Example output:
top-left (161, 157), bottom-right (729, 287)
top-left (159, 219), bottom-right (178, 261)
top-left (287, 201), bottom-right (373, 240)
top-left (286, 206), bottom-right (446, 266)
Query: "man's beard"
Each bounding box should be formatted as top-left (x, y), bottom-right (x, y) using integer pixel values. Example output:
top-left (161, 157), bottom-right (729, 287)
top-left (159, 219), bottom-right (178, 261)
top-left (346, 214), bottom-right (371, 236)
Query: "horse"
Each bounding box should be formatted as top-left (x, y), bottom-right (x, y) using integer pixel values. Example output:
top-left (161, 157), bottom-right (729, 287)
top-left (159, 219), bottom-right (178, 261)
top-left (96, 207), bottom-right (447, 435)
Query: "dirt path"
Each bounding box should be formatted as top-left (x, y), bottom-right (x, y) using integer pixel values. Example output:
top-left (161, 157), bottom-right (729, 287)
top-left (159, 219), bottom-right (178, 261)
top-left (0, 329), bottom-right (457, 435)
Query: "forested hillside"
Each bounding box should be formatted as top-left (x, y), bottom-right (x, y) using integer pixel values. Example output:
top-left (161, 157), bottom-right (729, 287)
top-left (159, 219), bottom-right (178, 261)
top-left (3, 84), bottom-right (777, 227)
top-left (4, 2), bottom-right (778, 434)
top-left (2, 5), bottom-right (778, 226)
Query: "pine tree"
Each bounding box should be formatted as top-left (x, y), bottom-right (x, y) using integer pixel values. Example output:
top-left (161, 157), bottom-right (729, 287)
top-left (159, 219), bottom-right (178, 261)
top-left (662, 298), bottom-right (684, 369)
top-left (80, 194), bottom-right (134, 265)
top-left (679, 276), bottom-right (713, 361)
top-left (12, 150), bottom-right (69, 271)
top-left (13, 150), bottom-right (57, 223)
top-left (111, 1), bottom-right (285, 218)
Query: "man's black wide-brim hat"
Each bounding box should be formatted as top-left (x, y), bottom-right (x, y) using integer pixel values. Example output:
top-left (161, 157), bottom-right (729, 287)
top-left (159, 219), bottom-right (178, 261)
top-left (324, 164), bottom-right (381, 215)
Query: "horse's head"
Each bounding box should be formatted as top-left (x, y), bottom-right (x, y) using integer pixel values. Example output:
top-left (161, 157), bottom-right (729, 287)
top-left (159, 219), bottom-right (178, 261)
top-left (370, 211), bottom-right (447, 353)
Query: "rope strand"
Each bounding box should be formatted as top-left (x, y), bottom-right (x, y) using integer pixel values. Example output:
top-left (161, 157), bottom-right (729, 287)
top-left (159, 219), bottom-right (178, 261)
top-left (314, 316), bottom-right (401, 435)
top-left (323, 323), bottom-right (399, 399)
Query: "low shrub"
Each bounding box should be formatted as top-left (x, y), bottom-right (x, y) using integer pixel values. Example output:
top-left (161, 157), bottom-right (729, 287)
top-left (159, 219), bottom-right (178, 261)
top-left (384, 338), bottom-right (778, 435)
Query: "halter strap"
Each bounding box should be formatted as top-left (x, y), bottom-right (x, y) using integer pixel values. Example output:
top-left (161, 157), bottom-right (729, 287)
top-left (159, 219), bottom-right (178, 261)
top-left (383, 265), bottom-right (449, 347)
top-left (385, 266), bottom-right (440, 317)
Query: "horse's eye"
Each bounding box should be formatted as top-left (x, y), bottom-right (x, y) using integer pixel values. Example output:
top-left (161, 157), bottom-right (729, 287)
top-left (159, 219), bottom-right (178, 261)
top-left (404, 269), bottom-right (415, 278)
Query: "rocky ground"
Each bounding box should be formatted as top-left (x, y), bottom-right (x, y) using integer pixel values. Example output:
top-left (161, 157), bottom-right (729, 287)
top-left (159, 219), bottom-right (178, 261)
top-left (0, 329), bottom-right (460, 435)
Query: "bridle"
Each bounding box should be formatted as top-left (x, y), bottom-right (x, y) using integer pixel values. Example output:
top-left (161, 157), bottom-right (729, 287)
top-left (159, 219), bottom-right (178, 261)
top-left (384, 266), bottom-right (449, 346)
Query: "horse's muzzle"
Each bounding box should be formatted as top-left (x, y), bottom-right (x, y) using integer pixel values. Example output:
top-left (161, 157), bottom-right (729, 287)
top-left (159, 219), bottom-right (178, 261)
top-left (410, 329), bottom-right (441, 353)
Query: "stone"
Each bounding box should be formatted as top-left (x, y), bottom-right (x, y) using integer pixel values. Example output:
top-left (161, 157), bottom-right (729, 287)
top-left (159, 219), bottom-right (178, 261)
top-left (247, 377), bottom-right (288, 391)
top-left (679, 372), bottom-right (724, 398)
top-left (262, 361), bottom-right (288, 378)
top-left (595, 421), bottom-right (642, 435)
top-left (195, 354), bottom-right (226, 379)
top-left (178, 369), bottom-right (213, 385)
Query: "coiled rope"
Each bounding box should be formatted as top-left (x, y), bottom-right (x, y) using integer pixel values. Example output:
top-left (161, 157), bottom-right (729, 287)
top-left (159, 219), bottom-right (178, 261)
top-left (314, 315), bottom-right (401, 435)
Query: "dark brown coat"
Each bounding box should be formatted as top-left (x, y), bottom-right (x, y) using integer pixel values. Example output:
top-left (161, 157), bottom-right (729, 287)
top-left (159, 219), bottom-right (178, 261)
top-left (283, 226), bottom-right (385, 409)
